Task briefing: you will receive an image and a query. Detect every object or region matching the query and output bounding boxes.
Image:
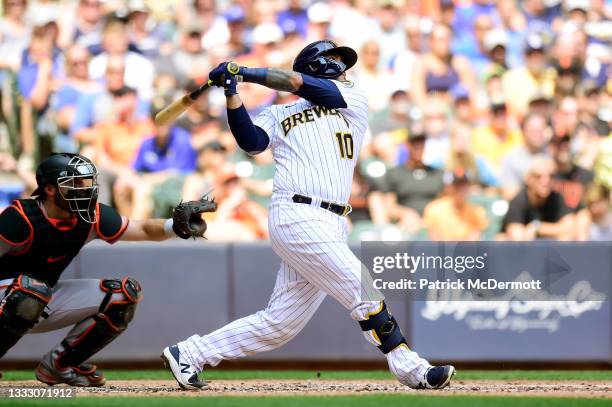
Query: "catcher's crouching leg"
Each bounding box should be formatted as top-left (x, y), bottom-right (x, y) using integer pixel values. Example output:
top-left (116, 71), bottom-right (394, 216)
top-left (36, 277), bottom-right (141, 387)
top-left (0, 276), bottom-right (52, 357)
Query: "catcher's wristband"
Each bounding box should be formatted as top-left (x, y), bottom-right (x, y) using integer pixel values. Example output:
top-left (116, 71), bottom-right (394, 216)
top-left (163, 219), bottom-right (175, 238)
top-left (239, 67), bottom-right (268, 85)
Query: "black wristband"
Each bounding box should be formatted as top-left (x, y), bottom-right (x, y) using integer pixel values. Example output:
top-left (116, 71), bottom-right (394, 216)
top-left (240, 67), bottom-right (268, 85)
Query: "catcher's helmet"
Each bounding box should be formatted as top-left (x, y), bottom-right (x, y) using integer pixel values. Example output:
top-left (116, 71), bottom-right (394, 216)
top-left (32, 153), bottom-right (99, 223)
top-left (292, 40), bottom-right (358, 79)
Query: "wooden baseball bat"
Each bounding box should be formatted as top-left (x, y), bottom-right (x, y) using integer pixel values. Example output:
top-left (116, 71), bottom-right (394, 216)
top-left (154, 80), bottom-right (213, 126)
top-left (154, 62), bottom-right (241, 126)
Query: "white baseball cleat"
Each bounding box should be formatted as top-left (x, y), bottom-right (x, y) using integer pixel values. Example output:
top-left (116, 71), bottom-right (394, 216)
top-left (415, 365), bottom-right (456, 389)
top-left (161, 345), bottom-right (207, 390)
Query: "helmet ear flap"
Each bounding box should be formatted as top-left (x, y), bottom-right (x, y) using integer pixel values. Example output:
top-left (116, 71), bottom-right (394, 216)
top-left (305, 56), bottom-right (347, 79)
top-left (331, 58), bottom-right (347, 74)
top-left (306, 56), bottom-right (327, 74)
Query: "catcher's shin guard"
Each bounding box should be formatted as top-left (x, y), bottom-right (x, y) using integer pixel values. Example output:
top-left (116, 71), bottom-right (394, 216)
top-left (358, 301), bottom-right (407, 354)
top-left (54, 277), bottom-right (141, 368)
top-left (0, 276), bottom-right (52, 357)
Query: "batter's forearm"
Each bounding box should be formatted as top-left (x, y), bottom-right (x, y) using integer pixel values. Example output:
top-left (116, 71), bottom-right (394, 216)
top-left (240, 68), bottom-right (303, 92)
top-left (241, 67), bottom-right (346, 108)
top-left (226, 103), bottom-right (270, 154)
top-left (226, 94), bottom-right (243, 109)
top-left (265, 69), bottom-right (303, 91)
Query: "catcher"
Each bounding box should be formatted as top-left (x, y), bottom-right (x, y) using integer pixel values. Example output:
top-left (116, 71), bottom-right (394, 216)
top-left (0, 153), bottom-right (215, 386)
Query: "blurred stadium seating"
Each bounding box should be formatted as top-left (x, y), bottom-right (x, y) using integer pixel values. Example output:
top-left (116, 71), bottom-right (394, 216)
top-left (0, 0), bottom-right (609, 242)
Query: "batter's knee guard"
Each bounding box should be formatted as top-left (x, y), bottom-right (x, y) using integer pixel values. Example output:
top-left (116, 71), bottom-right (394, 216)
top-left (358, 301), bottom-right (407, 354)
top-left (55, 277), bottom-right (141, 368)
top-left (0, 275), bottom-right (52, 357)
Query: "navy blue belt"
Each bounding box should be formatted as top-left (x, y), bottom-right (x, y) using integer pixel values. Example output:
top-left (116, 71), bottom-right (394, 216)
top-left (292, 194), bottom-right (352, 217)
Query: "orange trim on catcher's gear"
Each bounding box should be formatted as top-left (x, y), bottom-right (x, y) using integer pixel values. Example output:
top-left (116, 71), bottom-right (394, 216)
top-left (107, 217), bottom-right (129, 244)
top-left (108, 300), bottom-right (132, 306)
top-left (56, 320), bottom-right (98, 369)
top-left (16, 275), bottom-right (51, 303)
top-left (0, 206), bottom-right (31, 246)
top-left (98, 313), bottom-right (121, 332)
top-left (35, 365), bottom-right (61, 383)
top-left (0, 282), bottom-right (14, 315)
top-left (121, 276), bottom-right (141, 303)
top-left (7, 201), bottom-right (34, 255)
top-left (95, 203), bottom-right (129, 243)
top-left (73, 364), bottom-right (97, 375)
top-left (38, 202), bottom-right (78, 231)
top-left (98, 278), bottom-right (142, 302)
top-left (98, 279), bottom-right (109, 293)
top-left (99, 279), bottom-right (118, 293)
top-left (53, 357), bottom-right (71, 372)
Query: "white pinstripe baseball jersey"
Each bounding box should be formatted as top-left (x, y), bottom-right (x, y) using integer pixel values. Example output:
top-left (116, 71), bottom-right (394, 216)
top-left (254, 79), bottom-right (369, 204)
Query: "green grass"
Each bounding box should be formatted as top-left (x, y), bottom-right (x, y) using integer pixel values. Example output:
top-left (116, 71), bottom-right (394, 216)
top-left (1, 395), bottom-right (611, 407)
top-left (2, 369), bottom-right (611, 381)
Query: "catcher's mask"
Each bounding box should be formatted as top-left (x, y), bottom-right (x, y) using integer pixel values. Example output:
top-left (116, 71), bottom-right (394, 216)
top-left (32, 153), bottom-right (99, 223)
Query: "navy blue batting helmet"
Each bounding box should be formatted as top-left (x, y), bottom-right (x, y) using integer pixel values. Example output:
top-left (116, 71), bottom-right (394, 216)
top-left (292, 40), bottom-right (358, 79)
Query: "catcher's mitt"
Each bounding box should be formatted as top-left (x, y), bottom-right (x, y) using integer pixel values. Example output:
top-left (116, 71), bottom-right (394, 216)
top-left (172, 196), bottom-right (217, 239)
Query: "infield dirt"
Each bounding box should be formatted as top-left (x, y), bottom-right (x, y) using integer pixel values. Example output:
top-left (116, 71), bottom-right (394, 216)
top-left (0, 379), bottom-right (610, 398)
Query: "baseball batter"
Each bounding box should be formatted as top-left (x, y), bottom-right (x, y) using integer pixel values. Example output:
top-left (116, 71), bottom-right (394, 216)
top-left (162, 40), bottom-right (455, 390)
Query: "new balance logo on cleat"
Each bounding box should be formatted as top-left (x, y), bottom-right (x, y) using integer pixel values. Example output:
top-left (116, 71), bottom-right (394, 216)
top-left (161, 345), bottom-right (207, 390)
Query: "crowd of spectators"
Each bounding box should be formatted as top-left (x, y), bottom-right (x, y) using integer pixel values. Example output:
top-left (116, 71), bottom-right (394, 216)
top-left (0, 0), bottom-right (610, 242)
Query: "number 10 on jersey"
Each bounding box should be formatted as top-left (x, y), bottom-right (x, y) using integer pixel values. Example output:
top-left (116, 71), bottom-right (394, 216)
top-left (335, 132), bottom-right (354, 159)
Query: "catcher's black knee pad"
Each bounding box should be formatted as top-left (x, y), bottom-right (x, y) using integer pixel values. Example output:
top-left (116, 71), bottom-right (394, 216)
top-left (0, 275), bottom-right (52, 357)
top-left (98, 277), bottom-right (142, 330)
top-left (56, 277), bottom-right (141, 368)
top-left (358, 301), bottom-right (407, 354)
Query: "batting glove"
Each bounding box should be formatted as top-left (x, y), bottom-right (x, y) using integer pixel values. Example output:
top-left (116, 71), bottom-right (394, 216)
top-left (209, 62), bottom-right (239, 96)
top-left (209, 62), bottom-right (231, 84)
top-left (223, 75), bottom-right (238, 96)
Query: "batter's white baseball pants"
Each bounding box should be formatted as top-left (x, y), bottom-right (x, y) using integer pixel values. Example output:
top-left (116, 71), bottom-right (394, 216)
top-left (179, 197), bottom-right (430, 386)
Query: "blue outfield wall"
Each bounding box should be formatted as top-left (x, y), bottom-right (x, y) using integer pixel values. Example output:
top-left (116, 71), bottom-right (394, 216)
top-left (6, 241), bottom-right (611, 363)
